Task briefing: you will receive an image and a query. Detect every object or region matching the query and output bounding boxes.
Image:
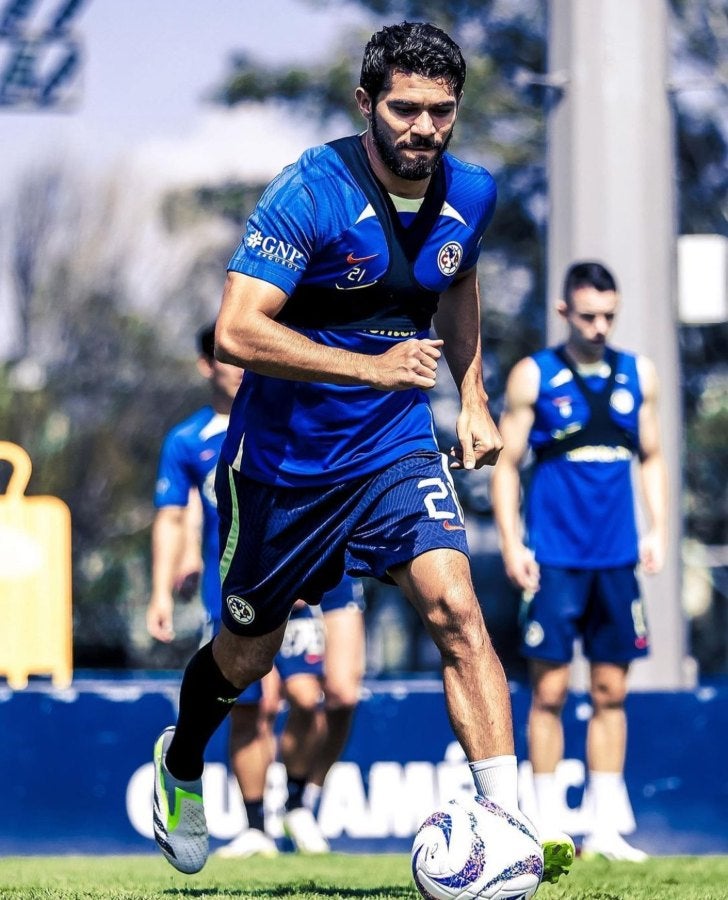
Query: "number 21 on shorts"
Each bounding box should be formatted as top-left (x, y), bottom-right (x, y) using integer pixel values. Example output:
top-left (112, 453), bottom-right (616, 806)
top-left (417, 476), bottom-right (464, 522)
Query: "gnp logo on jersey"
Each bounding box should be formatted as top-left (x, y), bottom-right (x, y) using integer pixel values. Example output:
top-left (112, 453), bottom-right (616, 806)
top-left (437, 241), bottom-right (463, 276)
top-left (226, 595), bottom-right (256, 626)
top-left (245, 228), bottom-right (305, 271)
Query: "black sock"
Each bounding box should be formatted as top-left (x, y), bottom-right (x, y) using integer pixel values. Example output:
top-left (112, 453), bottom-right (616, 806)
top-left (244, 799), bottom-right (265, 832)
top-left (166, 641), bottom-right (241, 781)
top-left (286, 777), bottom-right (307, 812)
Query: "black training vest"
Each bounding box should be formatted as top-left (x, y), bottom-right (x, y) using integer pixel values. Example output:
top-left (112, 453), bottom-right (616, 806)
top-left (275, 135), bottom-right (445, 332)
top-left (534, 347), bottom-right (639, 462)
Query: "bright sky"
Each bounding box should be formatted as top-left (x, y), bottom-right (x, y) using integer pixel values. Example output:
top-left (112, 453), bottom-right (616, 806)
top-left (0, 0), bottom-right (378, 358)
top-left (1, 0), bottom-right (374, 194)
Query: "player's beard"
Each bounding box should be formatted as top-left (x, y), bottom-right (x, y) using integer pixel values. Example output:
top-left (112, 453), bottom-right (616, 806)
top-left (370, 112), bottom-right (453, 181)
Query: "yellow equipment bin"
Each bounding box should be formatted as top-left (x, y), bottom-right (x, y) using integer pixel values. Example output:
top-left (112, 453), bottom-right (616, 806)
top-left (0, 441), bottom-right (73, 689)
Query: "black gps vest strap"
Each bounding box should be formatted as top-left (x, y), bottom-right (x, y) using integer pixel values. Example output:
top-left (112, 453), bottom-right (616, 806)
top-left (276, 135), bottom-right (443, 331)
top-left (535, 347), bottom-right (638, 462)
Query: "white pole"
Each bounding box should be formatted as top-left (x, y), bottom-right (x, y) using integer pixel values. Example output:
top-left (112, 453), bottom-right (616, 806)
top-left (547, 0), bottom-right (693, 689)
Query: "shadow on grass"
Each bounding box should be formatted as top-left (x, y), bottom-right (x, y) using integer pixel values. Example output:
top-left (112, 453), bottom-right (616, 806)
top-left (161, 886), bottom-right (415, 898)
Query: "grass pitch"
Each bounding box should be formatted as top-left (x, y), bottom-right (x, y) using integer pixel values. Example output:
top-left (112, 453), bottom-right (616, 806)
top-left (1, 853), bottom-right (727, 899)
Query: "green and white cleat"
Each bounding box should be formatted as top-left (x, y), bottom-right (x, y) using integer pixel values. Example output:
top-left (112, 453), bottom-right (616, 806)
top-left (541, 832), bottom-right (576, 884)
top-left (153, 727), bottom-right (209, 874)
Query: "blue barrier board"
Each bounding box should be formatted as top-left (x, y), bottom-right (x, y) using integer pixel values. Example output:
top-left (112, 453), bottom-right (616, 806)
top-left (0, 677), bottom-right (726, 855)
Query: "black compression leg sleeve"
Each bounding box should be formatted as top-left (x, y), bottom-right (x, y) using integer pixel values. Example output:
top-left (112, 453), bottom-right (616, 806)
top-left (165, 641), bottom-right (241, 780)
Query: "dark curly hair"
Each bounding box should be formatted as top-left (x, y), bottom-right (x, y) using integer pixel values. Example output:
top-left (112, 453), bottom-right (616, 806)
top-left (360, 22), bottom-right (466, 102)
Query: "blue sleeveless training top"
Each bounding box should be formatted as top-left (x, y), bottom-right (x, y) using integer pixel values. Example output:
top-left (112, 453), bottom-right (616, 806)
top-left (526, 346), bottom-right (642, 568)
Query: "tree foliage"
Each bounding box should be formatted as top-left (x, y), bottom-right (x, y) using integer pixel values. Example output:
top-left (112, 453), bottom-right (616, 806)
top-left (0, 165), bottom-right (234, 667)
top-left (1, 0), bottom-right (726, 674)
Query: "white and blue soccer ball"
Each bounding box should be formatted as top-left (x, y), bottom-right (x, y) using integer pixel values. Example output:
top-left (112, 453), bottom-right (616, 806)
top-left (411, 795), bottom-right (544, 900)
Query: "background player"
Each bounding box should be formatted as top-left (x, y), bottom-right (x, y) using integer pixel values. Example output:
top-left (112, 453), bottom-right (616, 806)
top-left (491, 260), bottom-right (668, 861)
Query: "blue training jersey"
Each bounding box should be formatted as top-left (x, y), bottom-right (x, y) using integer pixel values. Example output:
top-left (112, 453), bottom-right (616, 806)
top-left (154, 406), bottom-right (228, 618)
top-left (526, 346), bottom-right (642, 568)
top-left (223, 135), bottom-right (497, 486)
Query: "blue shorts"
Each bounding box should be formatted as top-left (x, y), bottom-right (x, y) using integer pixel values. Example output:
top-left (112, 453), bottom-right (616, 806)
top-left (320, 574), bottom-right (366, 614)
top-left (275, 603), bottom-right (325, 680)
top-left (215, 451), bottom-right (468, 636)
top-left (520, 564), bottom-right (649, 664)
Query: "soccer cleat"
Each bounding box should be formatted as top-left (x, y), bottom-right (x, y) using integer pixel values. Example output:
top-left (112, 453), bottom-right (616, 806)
top-left (283, 806), bottom-right (331, 854)
top-left (215, 827), bottom-right (279, 859)
top-left (153, 727), bottom-right (209, 874)
top-left (581, 831), bottom-right (648, 862)
top-left (541, 832), bottom-right (576, 884)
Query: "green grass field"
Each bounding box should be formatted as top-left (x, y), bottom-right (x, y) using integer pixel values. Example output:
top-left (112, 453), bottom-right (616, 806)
top-left (1, 854), bottom-right (728, 900)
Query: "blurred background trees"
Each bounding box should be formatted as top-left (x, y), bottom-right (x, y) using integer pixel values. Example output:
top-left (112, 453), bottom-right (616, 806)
top-left (0, 0), bottom-right (725, 677)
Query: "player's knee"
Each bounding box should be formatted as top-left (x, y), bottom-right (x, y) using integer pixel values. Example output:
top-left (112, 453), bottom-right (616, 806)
top-left (288, 694), bottom-right (321, 716)
top-left (225, 656), bottom-right (274, 689)
top-left (214, 632), bottom-right (276, 687)
top-left (428, 595), bottom-right (489, 661)
top-left (286, 678), bottom-right (324, 714)
top-left (590, 680), bottom-right (627, 709)
top-left (324, 686), bottom-right (359, 711)
top-left (532, 691), bottom-right (567, 716)
top-left (323, 672), bottom-right (362, 709)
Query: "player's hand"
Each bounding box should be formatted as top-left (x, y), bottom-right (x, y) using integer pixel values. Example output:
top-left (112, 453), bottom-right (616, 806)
top-left (369, 338), bottom-right (443, 391)
top-left (449, 407), bottom-right (503, 470)
top-left (502, 543), bottom-right (540, 593)
top-left (640, 529), bottom-right (665, 575)
top-left (146, 594), bottom-right (175, 642)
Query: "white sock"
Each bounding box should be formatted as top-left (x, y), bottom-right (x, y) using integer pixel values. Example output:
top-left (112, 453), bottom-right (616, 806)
top-left (588, 771), bottom-right (624, 835)
top-left (532, 772), bottom-right (560, 834)
top-left (302, 782), bottom-right (322, 813)
top-left (469, 755), bottom-right (519, 813)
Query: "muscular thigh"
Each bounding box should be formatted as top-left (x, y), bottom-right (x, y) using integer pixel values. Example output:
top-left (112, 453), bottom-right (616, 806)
top-left (391, 547), bottom-right (480, 638)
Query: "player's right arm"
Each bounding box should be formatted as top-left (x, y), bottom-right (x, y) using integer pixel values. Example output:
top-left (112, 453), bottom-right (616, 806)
top-left (490, 357), bottom-right (541, 593)
top-left (146, 505), bottom-right (187, 642)
top-left (174, 488), bottom-right (203, 598)
top-left (215, 271), bottom-right (443, 392)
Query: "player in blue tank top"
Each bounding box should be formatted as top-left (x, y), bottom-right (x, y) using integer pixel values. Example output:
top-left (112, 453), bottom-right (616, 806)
top-left (153, 23), bottom-right (562, 887)
top-left (492, 261), bottom-right (669, 862)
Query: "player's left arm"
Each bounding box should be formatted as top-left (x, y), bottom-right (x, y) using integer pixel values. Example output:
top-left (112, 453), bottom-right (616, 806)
top-left (432, 266), bottom-right (503, 469)
top-left (636, 355), bottom-right (669, 574)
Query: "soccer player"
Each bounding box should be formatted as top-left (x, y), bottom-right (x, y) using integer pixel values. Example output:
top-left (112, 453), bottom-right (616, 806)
top-left (152, 22), bottom-right (572, 882)
top-left (147, 324), bottom-right (349, 857)
top-left (491, 261), bottom-right (668, 862)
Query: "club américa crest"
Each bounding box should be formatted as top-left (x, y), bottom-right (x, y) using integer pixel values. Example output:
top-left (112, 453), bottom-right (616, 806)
top-left (226, 595), bottom-right (256, 625)
top-left (437, 241), bottom-right (463, 276)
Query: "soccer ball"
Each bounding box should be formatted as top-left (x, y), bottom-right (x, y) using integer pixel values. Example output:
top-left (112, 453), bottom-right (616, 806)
top-left (411, 795), bottom-right (544, 900)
